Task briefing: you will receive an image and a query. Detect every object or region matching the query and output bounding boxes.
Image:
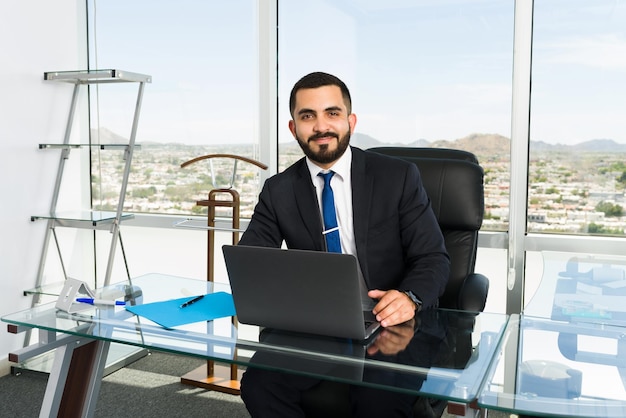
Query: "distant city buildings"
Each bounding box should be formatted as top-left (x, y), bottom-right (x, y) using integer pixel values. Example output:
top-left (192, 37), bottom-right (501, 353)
top-left (91, 141), bottom-right (626, 236)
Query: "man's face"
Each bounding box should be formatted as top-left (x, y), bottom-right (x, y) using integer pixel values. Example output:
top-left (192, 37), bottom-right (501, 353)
top-left (289, 85), bottom-right (357, 169)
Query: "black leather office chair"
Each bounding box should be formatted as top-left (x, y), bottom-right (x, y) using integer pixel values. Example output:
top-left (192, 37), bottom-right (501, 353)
top-left (369, 147), bottom-right (488, 312)
top-left (300, 147), bottom-right (488, 417)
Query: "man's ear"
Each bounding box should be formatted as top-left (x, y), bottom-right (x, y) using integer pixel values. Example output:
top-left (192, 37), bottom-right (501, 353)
top-left (348, 113), bottom-right (357, 133)
top-left (288, 119), bottom-right (297, 138)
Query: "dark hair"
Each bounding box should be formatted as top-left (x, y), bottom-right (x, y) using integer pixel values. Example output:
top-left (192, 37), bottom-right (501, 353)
top-left (289, 72), bottom-right (352, 117)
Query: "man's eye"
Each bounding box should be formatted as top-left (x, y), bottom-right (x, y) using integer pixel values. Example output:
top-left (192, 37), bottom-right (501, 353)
top-left (301, 114), bottom-right (313, 120)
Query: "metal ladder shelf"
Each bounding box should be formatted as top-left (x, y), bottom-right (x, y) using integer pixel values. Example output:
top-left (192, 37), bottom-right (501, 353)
top-left (29, 69), bottom-right (151, 311)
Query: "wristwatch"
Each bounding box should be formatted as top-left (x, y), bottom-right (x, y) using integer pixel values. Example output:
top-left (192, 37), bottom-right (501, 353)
top-left (403, 290), bottom-right (422, 312)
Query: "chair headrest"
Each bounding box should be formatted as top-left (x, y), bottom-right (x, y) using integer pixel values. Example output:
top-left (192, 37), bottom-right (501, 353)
top-left (369, 146), bottom-right (479, 164)
top-left (404, 156), bottom-right (484, 230)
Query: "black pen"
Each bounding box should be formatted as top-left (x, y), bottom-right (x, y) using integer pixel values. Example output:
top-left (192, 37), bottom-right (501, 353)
top-left (180, 295), bottom-right (205, 308)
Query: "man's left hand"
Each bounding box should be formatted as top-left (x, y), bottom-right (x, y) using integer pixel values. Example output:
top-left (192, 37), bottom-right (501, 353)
top-left (368, 289), bottom-right (416, 327)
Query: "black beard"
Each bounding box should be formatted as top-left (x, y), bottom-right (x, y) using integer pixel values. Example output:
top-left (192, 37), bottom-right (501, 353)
top-left (296, 131), bottom-right (351, 165)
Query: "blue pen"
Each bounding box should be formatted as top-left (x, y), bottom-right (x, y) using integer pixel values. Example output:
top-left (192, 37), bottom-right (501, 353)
top-left (76, 297), bottom-right (126, 306)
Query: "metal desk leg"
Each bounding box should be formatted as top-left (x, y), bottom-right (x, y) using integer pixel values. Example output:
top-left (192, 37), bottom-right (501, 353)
top-left (40, 339), bottom-right (110, 418)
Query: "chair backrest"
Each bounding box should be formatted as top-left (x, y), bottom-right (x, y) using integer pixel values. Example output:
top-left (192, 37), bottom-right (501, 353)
top-left (368, 147), bottom-right (485, 309)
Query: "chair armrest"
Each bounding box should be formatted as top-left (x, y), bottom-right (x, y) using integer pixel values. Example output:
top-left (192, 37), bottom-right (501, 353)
top-left (457, 273), bottom-right (489, 312)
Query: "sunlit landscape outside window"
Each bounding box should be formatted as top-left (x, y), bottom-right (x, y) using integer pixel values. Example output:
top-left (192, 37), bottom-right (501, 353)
top-left (87, 0), bottom-right (262, 218)
top-left (87, 1), bottom-right (626, 239)
top-left (529, 1), bottom-right (626, 236)
top-left (278, 0), bottom-right (514, 232)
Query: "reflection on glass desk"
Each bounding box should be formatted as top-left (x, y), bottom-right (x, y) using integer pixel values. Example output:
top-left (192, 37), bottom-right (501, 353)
top-left (480, 252), bottom-right (626, 417)
top-left (3, 273), bottom-right (508, 417)
top-left (525, 252), bottom-right (626, 326)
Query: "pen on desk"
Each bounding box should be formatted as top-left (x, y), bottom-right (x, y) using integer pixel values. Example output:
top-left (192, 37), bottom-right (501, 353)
top-left (180, 295), bottom-right (205, 308)
top-left (76, 298), bottom-right (126, 306)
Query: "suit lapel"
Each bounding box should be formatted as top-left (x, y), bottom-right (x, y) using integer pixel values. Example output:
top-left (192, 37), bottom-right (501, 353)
top-left (293, 160), bottom-right (326, 251)
top-left (350, 148), bottom-right (373, 283)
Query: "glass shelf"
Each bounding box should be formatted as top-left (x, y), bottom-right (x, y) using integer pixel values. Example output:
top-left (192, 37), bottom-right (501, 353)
top-left (44, 69), bottom-right (152, 84)
top-left (23, 281), bottom-right (67, 297)
top-left (38, 143), bottom-right (141, 150)
top-left (30, 211), bottom-right (134, 228)
top-left (23, 277), bottom-right (128, 298)
top-left (173, 218), bottom-right (246, 233)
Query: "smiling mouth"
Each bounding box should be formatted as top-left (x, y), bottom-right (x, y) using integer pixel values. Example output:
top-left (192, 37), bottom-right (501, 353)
top-left (309, 133), bottom-right (338, 144)
top-left (313, 136), bottom-right (334, 144)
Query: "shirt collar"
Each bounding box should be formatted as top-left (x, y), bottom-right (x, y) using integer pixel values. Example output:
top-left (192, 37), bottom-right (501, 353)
top-left (306, 146), bottom-right (352, 181)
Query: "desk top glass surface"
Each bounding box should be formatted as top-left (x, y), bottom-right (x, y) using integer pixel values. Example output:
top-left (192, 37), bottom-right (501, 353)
top-left (480, 252), bottom-right (626, 417)
top-left (3, 273), bottom-right (508, 402)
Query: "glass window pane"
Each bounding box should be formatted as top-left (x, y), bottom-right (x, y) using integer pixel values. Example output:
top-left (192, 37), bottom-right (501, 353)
top-left (530, 1), bottom-right (626, 237)
top-left (278, 1), bottom-right (513, 314)
top-left (87, 0), bottom-right (262, 217)
top-left (278, 0), bottom-right (514, 233)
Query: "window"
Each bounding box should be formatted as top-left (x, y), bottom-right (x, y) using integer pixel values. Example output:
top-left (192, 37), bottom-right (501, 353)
top-left (529, 0), bottom-right (626, 237)
top-left (278, 0), bottom-right (514, 232)
top-left (87, 0), bottom-right (262, 218)
top-left (277, 1), bottom-right (514, 313)
top-left (86, 1), bottom-right (626, 315)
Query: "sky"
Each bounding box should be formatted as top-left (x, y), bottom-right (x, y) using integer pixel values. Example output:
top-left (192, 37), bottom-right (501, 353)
top-left (89, 0), bottom-right (626, 146)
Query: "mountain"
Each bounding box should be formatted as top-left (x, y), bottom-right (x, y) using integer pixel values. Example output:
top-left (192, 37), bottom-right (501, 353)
top-left (350, 133), bottom-right (384, 148)
top-left (427, 135), bottom-right (626, 156)
top-left (528, 138), bottom-right (626, 153)
top-left (98, 125), bottom-right (626, 155)
top-left (572, 139), bottom-right (626, 152)
top-left (430, 133), bottom-right (510, 157)
top-left (90, 127), bottom-right (129, 144)
top-left (405, 139), bottom-right (432, 148)
top-left (529, 140), bottom-right (559, 151)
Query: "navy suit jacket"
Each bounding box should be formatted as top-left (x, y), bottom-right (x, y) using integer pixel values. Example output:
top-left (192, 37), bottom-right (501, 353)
top-left (238, 146), bottom-right (450, 308)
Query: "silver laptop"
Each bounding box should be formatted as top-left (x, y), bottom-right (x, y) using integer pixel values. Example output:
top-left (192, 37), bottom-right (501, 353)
top-left (222, 245), bottom-right (380, 341)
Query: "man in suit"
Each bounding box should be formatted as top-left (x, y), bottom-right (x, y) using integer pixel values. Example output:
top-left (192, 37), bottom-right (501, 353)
top-left (238, 72), bottom-right (450, 417)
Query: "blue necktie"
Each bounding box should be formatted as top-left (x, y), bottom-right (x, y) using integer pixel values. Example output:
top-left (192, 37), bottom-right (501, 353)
top-left (318, 171), bottom-right (342, 253)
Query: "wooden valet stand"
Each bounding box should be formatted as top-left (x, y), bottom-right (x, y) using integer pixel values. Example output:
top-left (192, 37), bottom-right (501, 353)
top-left (179, 154), bottom-right (267, 395)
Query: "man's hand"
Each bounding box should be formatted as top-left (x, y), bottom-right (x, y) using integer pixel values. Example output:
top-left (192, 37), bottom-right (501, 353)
top-left (368, 289), bottom-right (416, 327)
top-left (367, 319), bottom-right (415, 356)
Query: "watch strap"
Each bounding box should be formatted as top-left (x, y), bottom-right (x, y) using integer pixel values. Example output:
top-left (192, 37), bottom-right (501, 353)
top-left (403, 290), bottom-right (422, 312)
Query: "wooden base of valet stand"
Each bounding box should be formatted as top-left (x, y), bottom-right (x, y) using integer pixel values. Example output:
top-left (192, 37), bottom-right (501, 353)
top-left (179, 154), bottom-right (267, 395)
top-left (180, 188), bottom-right (243, 394)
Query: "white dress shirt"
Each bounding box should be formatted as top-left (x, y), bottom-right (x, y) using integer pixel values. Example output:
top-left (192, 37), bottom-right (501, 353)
top-left (306, 147), bottom-right (374, 310)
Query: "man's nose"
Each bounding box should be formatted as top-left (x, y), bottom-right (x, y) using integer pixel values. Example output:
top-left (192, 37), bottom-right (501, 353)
top-left (313, 116), bottom-right (330, 132)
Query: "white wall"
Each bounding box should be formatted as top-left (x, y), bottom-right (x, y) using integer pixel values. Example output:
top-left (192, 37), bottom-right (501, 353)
top-left (0, 2), bottom-right (224, 376)
top-left (0, 0), bottom-right (86, 376)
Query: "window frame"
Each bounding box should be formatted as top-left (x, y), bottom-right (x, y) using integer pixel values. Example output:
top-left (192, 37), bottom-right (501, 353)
top-left (85, 0), bottom-right (626, 316)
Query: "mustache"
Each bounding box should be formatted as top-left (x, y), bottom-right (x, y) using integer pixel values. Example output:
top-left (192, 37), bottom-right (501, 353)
top-left (308, 132), bottom-right (339, 142)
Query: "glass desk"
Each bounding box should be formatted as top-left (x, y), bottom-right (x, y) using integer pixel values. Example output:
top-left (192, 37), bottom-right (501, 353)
top-left (480, 252), bottom-right (626, 417)
top-left (3, 273), bottom-right (508, 418)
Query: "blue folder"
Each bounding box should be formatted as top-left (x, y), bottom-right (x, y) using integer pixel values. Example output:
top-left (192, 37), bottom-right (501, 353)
top-left (125, 292), bottom-right (235, 329)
